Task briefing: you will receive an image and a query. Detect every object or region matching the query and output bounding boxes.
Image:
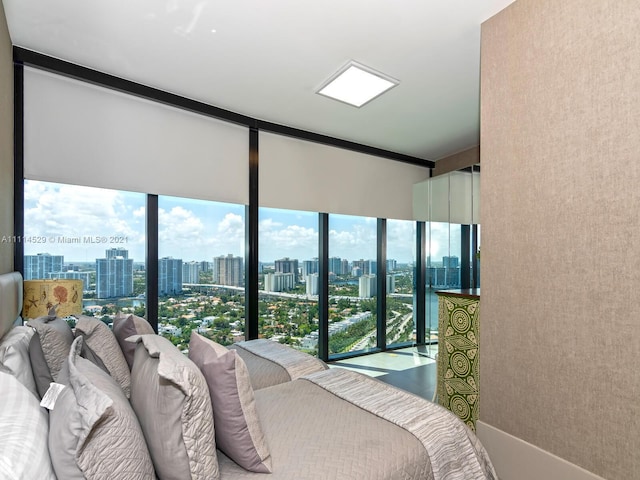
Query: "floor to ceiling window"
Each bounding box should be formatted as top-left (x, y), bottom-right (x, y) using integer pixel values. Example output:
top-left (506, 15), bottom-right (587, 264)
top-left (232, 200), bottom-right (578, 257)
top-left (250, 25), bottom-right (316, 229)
top-left (18, 60), bottom-right (482, 365)
top-left (425, 221), bottom-right (463, 356)
top-left (385, 219), bottom-right (416, 348)
top-left (157, 195), bottom-right (245, 350)
top-left (327, 213), bottom-right (378, 357)
top-left (257, 207), bottom-right (318, 353)
top-left (22, 180), bottom-right (147, 324)
top-left (21, 181), bottom-right (476, 361)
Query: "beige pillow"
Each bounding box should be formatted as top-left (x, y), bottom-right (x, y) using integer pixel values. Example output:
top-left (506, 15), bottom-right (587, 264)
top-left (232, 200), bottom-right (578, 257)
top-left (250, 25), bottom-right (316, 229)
top-left (0, 326), bottom-right (38, 398)
top-left (74, 315), bottom-right (131, 397)
top-left (27, 314), bottom-right (75, 398)
top-left (129, 334), bottom-right (219, 480)
top-left (112, 313), bottom-right (154, 369)
top-left (48, 337), bottom-right (155, 479)
top-left (189, 332), bottom-right (272, 473)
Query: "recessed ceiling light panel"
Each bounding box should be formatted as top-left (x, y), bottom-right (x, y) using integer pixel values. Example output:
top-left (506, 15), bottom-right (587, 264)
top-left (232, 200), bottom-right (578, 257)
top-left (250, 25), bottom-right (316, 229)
top-left (316, 61), bottom-right (399, 108)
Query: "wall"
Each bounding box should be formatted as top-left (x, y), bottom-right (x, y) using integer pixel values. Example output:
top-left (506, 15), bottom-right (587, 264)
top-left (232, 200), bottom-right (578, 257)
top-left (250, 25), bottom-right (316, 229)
top-left (432, 146), bottom-right (479, 177)
top-left (0, 1), bottom-right (13, 274)
top-left (480, 1), bottom-right (640, 479)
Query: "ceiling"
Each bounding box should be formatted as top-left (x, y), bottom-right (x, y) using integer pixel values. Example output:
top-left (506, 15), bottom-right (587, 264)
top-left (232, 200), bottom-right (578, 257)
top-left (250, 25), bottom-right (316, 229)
top-left (2, 0), bottom-right (515, 163)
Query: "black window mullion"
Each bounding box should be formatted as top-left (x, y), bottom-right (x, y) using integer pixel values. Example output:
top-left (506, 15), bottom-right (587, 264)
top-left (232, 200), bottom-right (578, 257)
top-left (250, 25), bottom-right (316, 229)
top-left (415, 221), bottom-right (426, 345)
top-left (472, 224), bottom-right (479, 288)
top-left (245, 127), bottom-right (259, 340)
top-left (13, 62), bottom-right (24, 276)
top-left (377, 218), bottom-right (386, 350)
top-left (461, 224), bottom-right (471, 289)
top-left (318, 213), bottom-right (329, 361)
top-left (146, 194), bottom-right (159, 332)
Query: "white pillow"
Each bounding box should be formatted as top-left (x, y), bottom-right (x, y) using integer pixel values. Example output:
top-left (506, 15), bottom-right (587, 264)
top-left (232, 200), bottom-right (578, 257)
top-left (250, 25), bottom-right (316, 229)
top-left (0, 326), bottom-right (38, 398)
top-left (0, 369), bottom-right (56, 480)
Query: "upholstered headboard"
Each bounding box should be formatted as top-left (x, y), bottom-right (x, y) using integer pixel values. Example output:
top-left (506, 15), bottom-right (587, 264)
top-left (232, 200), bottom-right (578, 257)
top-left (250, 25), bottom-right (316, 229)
top-left (0, 272), bottom-right (23, 340)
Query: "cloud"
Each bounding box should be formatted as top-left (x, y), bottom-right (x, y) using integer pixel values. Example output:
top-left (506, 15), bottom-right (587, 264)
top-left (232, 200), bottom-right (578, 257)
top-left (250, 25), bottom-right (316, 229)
top-left (159, 206), bottom-right (205, 238)
top-left (218, 213), bottom-right (243, 237)
top-left (22, 181), bottom-right (460, 266)
top-left (258, 218), bottom-right (283, 231)
top-left (328, 223), bottom-right (377, 261)
top-left (259, 223), bottom-right (318, 262)
top-left (157, 208), bottom-right (245, 261)
top-left (387, 220), bottom-right (416, 262)
top-left (158, 206), bottom-right (206, 258)
top-left (23, 181), bottom-right (146, 261)
top-left (132, 206), bottom-right (146, 218)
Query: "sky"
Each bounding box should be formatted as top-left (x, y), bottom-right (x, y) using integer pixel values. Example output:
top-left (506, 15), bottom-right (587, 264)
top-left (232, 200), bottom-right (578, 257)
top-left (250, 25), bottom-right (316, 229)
top-left (22, 181), bottom-right (461, 265)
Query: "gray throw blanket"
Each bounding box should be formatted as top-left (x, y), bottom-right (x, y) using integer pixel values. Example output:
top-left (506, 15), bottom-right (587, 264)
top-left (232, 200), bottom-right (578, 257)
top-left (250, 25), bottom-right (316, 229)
top-left (302, 368), bottom-right (498, 480)
top-left (232, 339), bottom-right (328, 380)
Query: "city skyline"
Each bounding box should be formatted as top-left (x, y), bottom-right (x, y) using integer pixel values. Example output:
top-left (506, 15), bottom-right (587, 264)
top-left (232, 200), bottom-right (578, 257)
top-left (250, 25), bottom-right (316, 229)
top-left (23, 180), bottom-right (462, 264)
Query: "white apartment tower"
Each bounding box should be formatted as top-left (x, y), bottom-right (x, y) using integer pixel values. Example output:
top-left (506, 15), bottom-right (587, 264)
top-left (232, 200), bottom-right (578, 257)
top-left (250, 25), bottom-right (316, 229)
top-left (213, 254), bottom-right (243, 287)
top-left (358, 274), bottom-right (377, 298)
top-left (159, 257), bottom-right (182, 295)
top-left (96, 249), bottom-right (133, 299)
top-left (24, 253), bottom-right (64, 280)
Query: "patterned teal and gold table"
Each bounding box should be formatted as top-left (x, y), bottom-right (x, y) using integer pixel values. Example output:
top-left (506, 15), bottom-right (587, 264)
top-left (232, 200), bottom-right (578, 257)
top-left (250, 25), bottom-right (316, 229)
top-left (436, 289), bottom-right (480, 431)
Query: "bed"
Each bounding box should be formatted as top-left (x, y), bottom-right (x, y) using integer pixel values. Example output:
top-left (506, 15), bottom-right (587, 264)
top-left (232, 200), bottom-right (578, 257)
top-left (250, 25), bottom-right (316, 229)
top-left (0, 271), bottom-right (497, 480)
top-left (229, 338), bottom-right (329, 389)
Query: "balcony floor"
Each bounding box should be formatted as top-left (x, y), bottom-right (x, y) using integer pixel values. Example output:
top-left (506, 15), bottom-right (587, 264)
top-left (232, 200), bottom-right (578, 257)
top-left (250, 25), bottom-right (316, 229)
top-left (329, 346), bottom-right (437, 401)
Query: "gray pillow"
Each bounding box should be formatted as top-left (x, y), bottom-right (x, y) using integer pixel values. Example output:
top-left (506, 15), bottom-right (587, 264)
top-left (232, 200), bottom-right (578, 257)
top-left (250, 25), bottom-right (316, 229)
top-left (0, 326), bottom-right (38, 398)
top-left (0, 370), bottom-right (56, 480)
top-left (112, 313), bottom-right (154, 369)
top-left (74, 315), bottom-right (131, 397)
top-left (129, 334), bottom-right (219, 480)
top-left (27, 314), bottom-right (75, 398)
top-left (189, 332), bottom-right (272, 473)
top-left (48, 337), bottom-right (155, 480)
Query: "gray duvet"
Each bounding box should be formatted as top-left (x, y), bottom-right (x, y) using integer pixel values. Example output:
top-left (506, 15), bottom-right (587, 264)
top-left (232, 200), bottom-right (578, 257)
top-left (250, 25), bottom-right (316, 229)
top-left (218, 368), bottom-right (497, 480)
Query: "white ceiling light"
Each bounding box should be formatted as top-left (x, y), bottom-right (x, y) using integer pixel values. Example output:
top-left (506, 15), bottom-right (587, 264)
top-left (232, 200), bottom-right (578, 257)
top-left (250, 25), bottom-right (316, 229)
top-left (316, 61), bottom-right (399, 108)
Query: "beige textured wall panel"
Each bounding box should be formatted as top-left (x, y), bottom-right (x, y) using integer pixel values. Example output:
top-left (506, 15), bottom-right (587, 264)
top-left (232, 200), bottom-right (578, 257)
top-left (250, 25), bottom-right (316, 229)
top-left (0, 1), bottom-right (13, 274)
top-left (432, 146), bottom-right (479, 177)
top-left (480, 1), bottom-right (640, 479)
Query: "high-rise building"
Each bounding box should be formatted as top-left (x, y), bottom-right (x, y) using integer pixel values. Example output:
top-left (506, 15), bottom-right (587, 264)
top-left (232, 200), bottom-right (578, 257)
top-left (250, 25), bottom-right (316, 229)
top-left (105, 247), bottom-right (129, 259)
top-left (428, 267), bottom-right (460, 288)
top-left (264, 272), bottom-right (295, 292)
top-left (386, 259), bottom-right (397, 272)
top-left (386, 274), bottom-right (396, 294)
top-left (328, 257), bottom-right (343, 275)
top-left (182, 261), bottom-right (201, 284)
top-left (213, 254), bottom-right (243, 286)
top-left (369, 260), bottom-right (377, 275)
top-left (359, 274), bottom-right (377, 298)
top-left (352, 259), bottom-right (375, 275)
top-left (302, 258), bottom-right (318, 280)
top-left (442, 256), bottom-right (459, 268)
top-left (96, 249), bottom-right (133, 299)
top-left (24, 253), bottom-right (64, 280)
top-left (159, 257), bottom-right (183, 295)
top-left (275, 257), bottom-right (299, 283)
top-left (306, 273), bottom-right (319, 296)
